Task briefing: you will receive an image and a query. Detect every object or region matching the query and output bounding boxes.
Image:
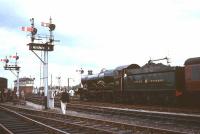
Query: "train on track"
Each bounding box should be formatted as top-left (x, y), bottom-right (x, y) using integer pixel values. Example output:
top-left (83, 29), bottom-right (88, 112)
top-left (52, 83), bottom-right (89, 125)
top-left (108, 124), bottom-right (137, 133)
top-left (79, 57), bottom-right (200, 105)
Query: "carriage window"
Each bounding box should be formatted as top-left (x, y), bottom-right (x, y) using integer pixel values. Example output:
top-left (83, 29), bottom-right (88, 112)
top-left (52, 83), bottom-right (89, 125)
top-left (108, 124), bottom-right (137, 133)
top-left (192, 66), bottom-right (200, 80)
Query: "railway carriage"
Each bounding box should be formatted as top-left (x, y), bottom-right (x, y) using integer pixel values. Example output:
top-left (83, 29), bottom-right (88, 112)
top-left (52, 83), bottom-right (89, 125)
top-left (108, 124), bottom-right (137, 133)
top-left (0, 77), bottom-right (8, 102)
top-left (184, 57), bottom-right (200, 92)
top-left (184, 57), bottom-right (200, 105)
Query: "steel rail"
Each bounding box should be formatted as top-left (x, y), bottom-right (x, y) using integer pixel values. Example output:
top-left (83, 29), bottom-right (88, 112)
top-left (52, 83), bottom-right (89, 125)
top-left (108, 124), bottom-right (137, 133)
top-left (1, 104), bottom-right (185, 134)
top-left (0, 106), bottom-right (69, 134)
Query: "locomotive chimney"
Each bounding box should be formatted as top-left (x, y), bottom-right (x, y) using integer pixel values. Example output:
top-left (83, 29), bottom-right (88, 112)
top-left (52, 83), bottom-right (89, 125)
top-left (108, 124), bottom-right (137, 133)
top-left (88, 70), bottom-right (93, 75)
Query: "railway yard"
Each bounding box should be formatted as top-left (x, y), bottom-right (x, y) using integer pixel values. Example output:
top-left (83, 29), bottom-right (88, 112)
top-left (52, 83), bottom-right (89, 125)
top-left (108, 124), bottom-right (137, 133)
top-left (0, 94), bottom-right (200, 134)
top-left (1, 1), bottom-right (200, 134)
top-left (1, 56), bottom-right (200, 133)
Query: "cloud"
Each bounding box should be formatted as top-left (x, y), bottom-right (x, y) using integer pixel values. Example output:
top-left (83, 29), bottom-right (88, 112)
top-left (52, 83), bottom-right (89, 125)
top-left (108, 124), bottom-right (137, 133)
top-left (0, 27), bottom-right (39, 85)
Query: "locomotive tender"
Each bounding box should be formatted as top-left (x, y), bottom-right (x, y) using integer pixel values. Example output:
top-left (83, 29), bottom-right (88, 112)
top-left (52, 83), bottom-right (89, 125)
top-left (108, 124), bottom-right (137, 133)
top-left (80, 57), bottom-right (200, 105)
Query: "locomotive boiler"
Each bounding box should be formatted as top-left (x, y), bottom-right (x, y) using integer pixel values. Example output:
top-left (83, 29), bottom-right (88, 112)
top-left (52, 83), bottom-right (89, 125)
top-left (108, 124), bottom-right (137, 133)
top-left (81, 69), bottom-right (115, 101)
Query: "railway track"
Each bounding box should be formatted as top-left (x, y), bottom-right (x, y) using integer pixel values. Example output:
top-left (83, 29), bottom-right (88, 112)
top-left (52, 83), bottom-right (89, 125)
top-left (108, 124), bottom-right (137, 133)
top-left (0, 106), bottom-right (67, 134)
top-left (67, 103), bottom-right (200, 122)
top-left (24, 95), bottom-right (200, 133)
top-left (25, 95), bottom-right (200, 124)
top-left (61, 103), bottom-right (200, 134)
top-left (1, 104), bottom-right (184, 134)
top-left (67, 103), bottom-right (200, 133)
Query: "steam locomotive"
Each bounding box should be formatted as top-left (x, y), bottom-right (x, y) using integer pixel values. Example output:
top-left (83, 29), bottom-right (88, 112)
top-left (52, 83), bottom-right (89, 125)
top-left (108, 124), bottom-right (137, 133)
top-left (79, 57), bottom-right (200, 105)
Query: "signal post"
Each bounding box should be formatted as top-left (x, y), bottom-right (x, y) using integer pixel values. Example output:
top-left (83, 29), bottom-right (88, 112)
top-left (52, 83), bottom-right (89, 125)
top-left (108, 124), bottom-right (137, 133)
top-left (22, 17), bottom-right (56, 109)
top-left (2, 54), bottom-right (20, 99)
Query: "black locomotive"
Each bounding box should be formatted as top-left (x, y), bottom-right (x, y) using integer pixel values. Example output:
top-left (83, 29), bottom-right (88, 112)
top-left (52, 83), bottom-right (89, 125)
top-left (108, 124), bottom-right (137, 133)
top-left (79, 57), bottom-right (200, 105)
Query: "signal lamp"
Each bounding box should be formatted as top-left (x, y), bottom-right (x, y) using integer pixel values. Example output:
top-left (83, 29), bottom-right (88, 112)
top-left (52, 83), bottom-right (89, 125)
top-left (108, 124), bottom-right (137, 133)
top-left (31, 28), bottom-right (37, 35)
top-left (49, 24), bottom-right (55, 31)
top-left (81, 70), bottom-right (84, 74)
top-left (16, 56), bottom-right (19, 60)
top-left (5, 59), bottom-right (9, 63)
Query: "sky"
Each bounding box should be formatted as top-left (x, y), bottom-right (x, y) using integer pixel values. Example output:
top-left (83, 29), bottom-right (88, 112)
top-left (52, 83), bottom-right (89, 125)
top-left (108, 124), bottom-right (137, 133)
top-left (0, 0), bottom-right (200, 88)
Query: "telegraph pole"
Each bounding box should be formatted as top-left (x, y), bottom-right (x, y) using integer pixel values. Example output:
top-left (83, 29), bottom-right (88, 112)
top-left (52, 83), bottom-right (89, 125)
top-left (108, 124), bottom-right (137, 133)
top-left (68, 78), bottom-right (70, 91)
top-left (57, 76), bottom-right (61, 91)
top-left (22, 17), bottom-right (57, 109)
